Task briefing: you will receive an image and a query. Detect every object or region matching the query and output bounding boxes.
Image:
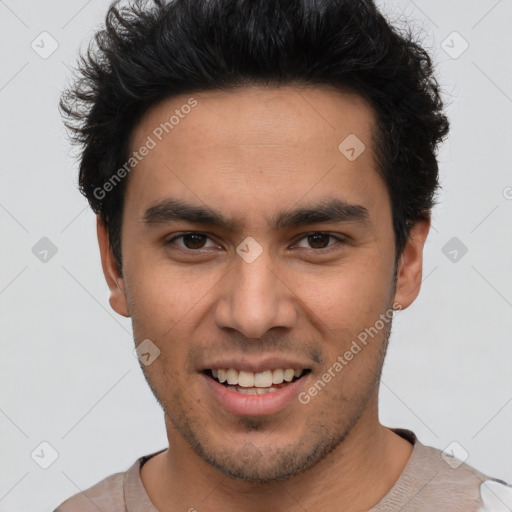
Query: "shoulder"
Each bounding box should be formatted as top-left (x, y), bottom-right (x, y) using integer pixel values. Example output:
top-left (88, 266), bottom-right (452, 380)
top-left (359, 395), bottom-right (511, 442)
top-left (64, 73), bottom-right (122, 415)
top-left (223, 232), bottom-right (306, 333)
top-left (419, 445), bottom-right (512, 512)
top-left (53, 470), bottom-right (126, 511)
top-left (408, 442), bottom-right (511, 510)
top-left (375, 429), bottom-right (512, 511)
top-left (53, 449), bottom-right (165, 512)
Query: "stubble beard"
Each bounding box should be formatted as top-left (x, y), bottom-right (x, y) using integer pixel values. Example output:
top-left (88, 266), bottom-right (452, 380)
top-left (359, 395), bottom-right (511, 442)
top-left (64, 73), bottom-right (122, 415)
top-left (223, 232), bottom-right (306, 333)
top-left (138, 317), bottom-right (393, 484)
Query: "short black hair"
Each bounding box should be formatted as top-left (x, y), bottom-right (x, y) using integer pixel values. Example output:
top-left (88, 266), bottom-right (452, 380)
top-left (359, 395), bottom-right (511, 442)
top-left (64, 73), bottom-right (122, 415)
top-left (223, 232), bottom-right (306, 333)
top-left (60, 0), bottom-right (449, 273)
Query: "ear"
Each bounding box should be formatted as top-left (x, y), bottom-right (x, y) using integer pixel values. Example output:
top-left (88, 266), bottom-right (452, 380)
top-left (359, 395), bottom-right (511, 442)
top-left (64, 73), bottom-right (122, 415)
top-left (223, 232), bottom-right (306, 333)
top-left (393, 218), bottom-right (430, 310)
top-left (96, 215), bottom-right (130, 317)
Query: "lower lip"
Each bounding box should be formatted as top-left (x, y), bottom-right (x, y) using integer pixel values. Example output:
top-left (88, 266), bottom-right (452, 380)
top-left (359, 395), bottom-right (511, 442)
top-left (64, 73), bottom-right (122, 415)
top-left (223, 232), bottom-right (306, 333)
top-left (201, 373), bottom-right (310, 417)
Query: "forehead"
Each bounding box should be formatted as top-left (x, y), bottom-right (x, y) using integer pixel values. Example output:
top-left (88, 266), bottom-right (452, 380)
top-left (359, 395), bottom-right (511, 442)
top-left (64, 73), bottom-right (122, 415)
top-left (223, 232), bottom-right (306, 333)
top-left (133, 84), bottom-right (376, 154)
top-left (125, 85), bottom-right (388, 228)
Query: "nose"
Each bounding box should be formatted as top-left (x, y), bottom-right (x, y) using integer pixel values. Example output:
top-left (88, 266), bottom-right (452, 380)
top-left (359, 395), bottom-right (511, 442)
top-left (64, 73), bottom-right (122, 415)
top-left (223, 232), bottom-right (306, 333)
top-left (213, 249), bottom-right (298, 339)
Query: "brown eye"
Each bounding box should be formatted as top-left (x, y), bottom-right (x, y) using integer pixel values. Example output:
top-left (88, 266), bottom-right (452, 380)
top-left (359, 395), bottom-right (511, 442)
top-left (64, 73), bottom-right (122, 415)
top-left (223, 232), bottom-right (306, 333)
top-left (306, 233), bottom-right (331, 249)
top-left (295, 232), bottom-right (342, 250)
top-left (167, 233), bottom-right (217, 250)
top-left (181, 234), bottom-right (208, 249)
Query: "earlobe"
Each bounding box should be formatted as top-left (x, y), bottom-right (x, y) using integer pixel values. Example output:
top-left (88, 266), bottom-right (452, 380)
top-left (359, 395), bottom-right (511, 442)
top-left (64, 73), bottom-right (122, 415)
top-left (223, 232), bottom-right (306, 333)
top-left (96, 215), bottom-right (131, 318)
top-left (393, 218), bottom-right (430, 310)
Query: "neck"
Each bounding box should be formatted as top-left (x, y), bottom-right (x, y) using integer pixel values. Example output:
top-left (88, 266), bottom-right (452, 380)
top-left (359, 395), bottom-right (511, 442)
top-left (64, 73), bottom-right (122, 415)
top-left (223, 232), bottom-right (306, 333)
top-left (141, 397), bottom-right (413, 512)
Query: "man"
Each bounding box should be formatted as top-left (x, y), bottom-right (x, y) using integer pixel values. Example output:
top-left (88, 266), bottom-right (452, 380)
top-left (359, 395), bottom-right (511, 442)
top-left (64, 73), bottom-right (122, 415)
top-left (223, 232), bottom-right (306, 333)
top-left (55, 0), bottom-right (510, 510)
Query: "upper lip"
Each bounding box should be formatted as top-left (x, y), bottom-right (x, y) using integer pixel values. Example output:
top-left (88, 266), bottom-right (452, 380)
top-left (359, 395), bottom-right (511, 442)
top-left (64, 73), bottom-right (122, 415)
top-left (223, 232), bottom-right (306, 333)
top-left (200, 357), bottom-right (311, 374)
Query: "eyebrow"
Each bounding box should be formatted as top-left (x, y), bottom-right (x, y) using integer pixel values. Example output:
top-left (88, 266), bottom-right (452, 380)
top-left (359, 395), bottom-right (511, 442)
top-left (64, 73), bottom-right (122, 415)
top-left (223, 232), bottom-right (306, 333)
top-left (141, 197), bottom-right (370, 231)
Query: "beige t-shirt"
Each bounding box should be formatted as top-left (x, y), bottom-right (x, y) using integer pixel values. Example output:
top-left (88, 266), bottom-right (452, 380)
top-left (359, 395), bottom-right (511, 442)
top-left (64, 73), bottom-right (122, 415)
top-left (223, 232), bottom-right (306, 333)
top-left (53, 429), bottom-right (509, 511)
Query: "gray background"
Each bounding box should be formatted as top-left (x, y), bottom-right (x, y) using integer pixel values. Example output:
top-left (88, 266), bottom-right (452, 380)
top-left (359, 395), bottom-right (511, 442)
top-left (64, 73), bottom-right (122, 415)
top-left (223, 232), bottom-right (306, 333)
top-left (1, 0), bottom-right (511, 510)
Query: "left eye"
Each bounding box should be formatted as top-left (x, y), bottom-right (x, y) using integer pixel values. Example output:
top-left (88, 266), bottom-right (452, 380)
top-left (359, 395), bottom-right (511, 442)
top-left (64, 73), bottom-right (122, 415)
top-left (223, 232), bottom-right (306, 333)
top-left (294, 233), bottom-right (341, 250)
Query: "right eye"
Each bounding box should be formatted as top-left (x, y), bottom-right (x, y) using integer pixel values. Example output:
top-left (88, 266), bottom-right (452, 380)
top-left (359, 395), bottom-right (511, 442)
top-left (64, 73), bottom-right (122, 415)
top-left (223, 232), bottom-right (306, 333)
top-left (165, 232), bottom-right (220, 251)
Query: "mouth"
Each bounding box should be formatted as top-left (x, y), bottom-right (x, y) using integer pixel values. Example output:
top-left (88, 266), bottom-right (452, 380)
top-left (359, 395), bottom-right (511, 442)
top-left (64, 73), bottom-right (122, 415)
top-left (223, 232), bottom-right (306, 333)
top-left (203, 367), bottom-right (311, 395)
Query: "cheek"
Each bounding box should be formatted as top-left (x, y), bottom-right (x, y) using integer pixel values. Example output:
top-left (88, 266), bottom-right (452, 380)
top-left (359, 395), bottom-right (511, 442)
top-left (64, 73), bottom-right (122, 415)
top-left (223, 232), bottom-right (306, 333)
top-left (124, 260), bottom-right (197, 337)
top-left (292, 258), bottom-right (394, 334)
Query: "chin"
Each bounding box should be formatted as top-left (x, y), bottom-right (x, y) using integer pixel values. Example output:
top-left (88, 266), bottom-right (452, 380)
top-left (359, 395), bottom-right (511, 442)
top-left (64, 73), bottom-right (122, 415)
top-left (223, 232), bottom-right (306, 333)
top-left (192, 428), bottom-right (347, 484)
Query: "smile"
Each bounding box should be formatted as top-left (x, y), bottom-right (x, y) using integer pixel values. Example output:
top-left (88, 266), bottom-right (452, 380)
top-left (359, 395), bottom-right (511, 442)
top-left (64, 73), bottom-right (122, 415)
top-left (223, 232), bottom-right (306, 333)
top-left (202, 367), bottom-right (311, 415)
top-left (206, 368), bottom-right (309, 394)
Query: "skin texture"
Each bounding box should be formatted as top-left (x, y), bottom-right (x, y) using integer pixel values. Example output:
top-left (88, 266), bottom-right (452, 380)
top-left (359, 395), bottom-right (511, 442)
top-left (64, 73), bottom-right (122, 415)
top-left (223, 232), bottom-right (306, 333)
top-left (97, 85), bottom-right (430, 511)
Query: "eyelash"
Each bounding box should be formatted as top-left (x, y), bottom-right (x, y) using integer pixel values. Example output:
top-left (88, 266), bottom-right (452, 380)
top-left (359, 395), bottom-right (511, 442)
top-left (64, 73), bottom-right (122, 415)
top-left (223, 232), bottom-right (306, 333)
top-left (165, 231), bottom-right (346, 253)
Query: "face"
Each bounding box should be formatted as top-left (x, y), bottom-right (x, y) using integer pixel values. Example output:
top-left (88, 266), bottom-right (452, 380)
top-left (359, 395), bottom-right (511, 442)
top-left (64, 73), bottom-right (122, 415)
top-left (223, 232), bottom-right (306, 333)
top-left (98, 85), bottom-right (428, 482)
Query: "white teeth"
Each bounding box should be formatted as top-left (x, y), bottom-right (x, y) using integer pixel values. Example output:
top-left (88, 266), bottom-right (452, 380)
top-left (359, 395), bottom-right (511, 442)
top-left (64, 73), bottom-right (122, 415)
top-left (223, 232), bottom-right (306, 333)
top-left (225, 385), bottom-right (280, 394)
top-left (272, 368), bottom-right (284, 384)
top-left (238, 370), bottom-right (255, 388)
top-left (210, 368), bottom-right (306, 388)
top-left (226, 368), bottom-right (238, 385)
top-left (283, 369), bottom-right (295, 382)
top-left (254, 370), bottom-right (273, 388)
